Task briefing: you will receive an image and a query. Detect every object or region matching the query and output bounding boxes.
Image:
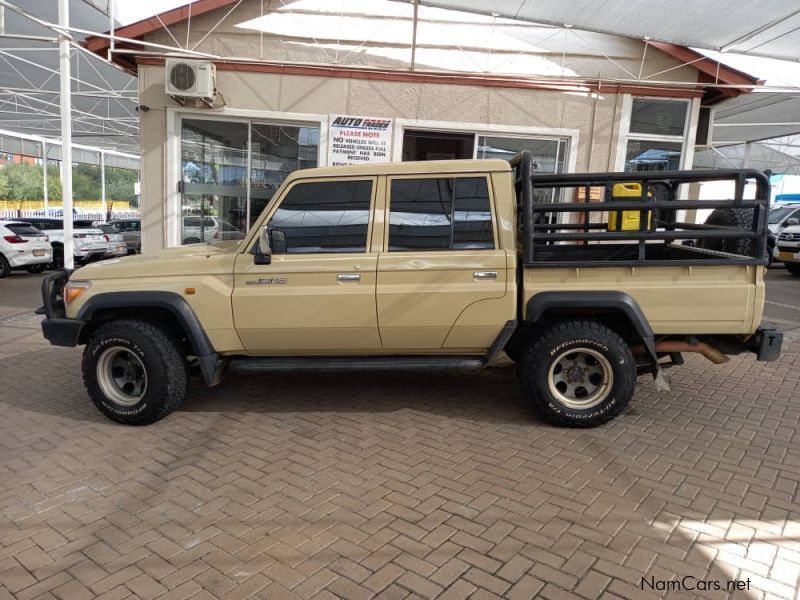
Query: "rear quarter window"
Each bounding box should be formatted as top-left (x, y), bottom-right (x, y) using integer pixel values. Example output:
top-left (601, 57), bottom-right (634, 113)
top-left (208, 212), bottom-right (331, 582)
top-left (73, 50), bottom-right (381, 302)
top-left (5, 223), bottom-right (45, 237)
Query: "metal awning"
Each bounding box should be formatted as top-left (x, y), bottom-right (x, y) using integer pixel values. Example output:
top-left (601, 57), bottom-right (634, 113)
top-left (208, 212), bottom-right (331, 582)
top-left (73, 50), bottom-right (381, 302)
top-left (0, 0), bottom-right (139, 153)
top-left (420, 1), bottom-right (800, 62)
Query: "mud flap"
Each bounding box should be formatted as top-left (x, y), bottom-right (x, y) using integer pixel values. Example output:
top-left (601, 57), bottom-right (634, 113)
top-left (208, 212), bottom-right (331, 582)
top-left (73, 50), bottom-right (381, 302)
top-left (653, 367), bottom-right (671, 392)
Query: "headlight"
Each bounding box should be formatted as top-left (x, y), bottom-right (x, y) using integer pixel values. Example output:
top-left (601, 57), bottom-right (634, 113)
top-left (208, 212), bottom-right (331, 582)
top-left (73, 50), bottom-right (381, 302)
top-left (64, 280), bottom-right (91, 305)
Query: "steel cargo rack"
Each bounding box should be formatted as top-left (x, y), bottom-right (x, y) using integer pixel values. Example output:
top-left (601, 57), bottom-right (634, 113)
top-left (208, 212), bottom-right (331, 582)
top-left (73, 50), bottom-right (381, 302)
top-left (509, 151), bottom-right (771, 268)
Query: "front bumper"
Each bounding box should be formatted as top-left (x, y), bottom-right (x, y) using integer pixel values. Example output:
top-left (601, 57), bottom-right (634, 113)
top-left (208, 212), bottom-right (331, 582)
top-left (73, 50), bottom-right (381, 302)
top-left (39, 269), bottom-right (84, 347)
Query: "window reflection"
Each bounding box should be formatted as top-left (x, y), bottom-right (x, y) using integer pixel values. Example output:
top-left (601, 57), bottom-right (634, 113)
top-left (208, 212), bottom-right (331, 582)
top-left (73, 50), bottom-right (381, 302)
top-left (389, 177), bottom-right (494, 251)
top-left (268, 180), bottom-right (372, 253)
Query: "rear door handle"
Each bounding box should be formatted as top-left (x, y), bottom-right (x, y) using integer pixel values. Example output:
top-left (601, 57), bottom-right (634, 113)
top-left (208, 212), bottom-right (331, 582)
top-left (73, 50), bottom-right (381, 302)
top-left (337, 273), bottom-right (361, 282)
top-left (473, 271), bottom-right (498, 279)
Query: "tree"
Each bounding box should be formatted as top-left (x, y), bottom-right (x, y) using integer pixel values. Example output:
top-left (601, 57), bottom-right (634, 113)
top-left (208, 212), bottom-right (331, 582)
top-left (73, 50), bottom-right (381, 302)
top-left (0, 163), bottom-right (44, 200)
top-left (0, 170), bottom-right (8, 198)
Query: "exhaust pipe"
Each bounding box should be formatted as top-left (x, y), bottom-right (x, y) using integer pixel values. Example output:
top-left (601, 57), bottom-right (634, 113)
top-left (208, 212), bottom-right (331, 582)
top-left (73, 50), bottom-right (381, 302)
top-left (653, 340), bottom-right (729, 364)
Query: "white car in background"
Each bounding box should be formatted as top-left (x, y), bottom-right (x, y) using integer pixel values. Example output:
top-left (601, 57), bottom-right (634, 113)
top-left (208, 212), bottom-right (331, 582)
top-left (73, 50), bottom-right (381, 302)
top-left (0, 220), bottom-right (52, 278)
top-left (181, 216), bottom-right (245, 244)
top-left (89, 222), bottom-right (128, 258)
top-left (768, 203), bottom-right (800, 263)
top-left (777, 225), bottom-right (800, 277)
top-left (18, 217), bottom-right (108, 269)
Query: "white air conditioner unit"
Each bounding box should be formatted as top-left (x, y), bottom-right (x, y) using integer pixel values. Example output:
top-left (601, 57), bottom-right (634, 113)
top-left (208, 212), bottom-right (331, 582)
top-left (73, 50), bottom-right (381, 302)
top-left (165, 59), bottom-right (216, 104)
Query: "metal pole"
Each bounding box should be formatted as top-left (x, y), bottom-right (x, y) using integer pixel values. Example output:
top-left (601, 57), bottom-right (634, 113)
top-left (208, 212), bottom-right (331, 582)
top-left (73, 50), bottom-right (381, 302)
top-left (410, 0), bottom-right (418, 71)
top-left (42, 139), bottom-right (48, 212)
top-left (58, 0), bottom-right (73, 269)
top-left (100, 150), bottom-right (106, 216)
top-left (108, 0), bottom-right (114, 61)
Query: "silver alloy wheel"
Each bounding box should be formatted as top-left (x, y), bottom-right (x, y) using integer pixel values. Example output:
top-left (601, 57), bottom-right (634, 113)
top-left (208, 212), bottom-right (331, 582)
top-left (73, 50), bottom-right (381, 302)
top-left (96, 346), bottom-right (147, 406)
top-left (547, 347), bottom-right (614, 409)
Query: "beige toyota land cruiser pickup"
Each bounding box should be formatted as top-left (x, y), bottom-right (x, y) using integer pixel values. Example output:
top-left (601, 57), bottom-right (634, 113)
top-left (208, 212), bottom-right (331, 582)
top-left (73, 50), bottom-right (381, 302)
top-left (39, 153), bottom-right (782, 427)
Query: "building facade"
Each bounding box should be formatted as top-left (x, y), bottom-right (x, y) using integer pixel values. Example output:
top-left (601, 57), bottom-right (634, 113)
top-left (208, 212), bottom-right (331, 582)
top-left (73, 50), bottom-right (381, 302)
top-left (86, 0), bottom-right (757, 252)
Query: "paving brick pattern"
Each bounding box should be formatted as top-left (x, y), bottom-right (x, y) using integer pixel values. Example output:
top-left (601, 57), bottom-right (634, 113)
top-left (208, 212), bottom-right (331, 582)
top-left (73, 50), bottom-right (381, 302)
top-left (0, 313), bottom-right (798, 599)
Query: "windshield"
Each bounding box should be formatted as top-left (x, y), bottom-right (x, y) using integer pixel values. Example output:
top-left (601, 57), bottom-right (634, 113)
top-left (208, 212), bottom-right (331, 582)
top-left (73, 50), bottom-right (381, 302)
top-left (768, 205), bottom-right (796, 224)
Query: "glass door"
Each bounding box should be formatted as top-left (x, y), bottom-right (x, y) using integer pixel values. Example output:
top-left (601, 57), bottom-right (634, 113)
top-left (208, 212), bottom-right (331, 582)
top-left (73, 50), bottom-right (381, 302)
top-left (180, 118), bottom-right (249, 244)
top-left (249, 123), bottom-right (319, 228)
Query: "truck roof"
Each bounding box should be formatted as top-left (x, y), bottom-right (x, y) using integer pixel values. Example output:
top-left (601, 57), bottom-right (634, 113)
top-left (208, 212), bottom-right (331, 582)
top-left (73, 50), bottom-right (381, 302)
top-left (286, 159), bottom-right (511, 181)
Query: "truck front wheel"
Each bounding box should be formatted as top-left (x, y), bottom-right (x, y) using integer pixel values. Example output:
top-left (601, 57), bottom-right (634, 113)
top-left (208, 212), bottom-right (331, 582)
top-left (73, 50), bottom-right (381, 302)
top-left (82, 319), bottom-right (189, 425)
top-left (519, 320), bottom-right (636, 427)
top-left (786, 262), bottom-right (800, 277)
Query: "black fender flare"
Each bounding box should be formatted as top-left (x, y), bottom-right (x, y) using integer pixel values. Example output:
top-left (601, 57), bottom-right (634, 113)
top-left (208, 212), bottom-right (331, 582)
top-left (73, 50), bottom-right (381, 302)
top-left (525, 290), bottom-right (659, 370)
top-left (77, 291), bottom-right (223, 386)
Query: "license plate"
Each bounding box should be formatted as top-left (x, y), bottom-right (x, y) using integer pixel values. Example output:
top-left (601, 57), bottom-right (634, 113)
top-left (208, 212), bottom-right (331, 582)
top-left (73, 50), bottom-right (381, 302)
top-left (33, 249), bottom-right (45, 256)
top-left (780, 251), bottom-right (795, 260)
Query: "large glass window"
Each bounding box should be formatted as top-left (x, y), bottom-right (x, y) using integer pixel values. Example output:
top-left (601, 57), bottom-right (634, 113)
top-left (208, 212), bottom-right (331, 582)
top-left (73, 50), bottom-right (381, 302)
top-left (624, 140), bottom-right (683, 172)
top-left (179, 117), bottom-right (320, 246)
top-left (388, 177), bottom-right (494, 251)
top-left (630, 99), bottom-right (688, 137)
top-left (624, 99), bottom-right (689, 174)
top-left (267, 180), bottom-right (373, 254)
top-left (250, 124), bottom-right (319, 227)
top-left (180, 118), bottom-right (248, 244)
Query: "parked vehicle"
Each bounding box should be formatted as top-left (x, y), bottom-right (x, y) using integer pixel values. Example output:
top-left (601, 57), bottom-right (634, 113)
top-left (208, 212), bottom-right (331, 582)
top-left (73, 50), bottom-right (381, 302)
top-left (182, 216), bottom-right (244, 244)
top-left (768, 202), bottom-right (800, 263)
top-left (39, 155), bottom-right (782, 427)
top-left (95, 223), bottom-right (131, 258)
top-left (0, 221), bottom-right (52, 277)
top-left (18, 218), bottom-right (108, 268)
top-left (777, 225), bottom-right (800, 276)
top-left (104, 218), bottom-right (141, 254)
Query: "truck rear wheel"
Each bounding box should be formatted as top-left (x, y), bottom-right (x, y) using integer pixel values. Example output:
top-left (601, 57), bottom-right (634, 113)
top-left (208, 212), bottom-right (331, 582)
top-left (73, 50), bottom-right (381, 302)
top-left (82, 319), bottom-right (188, 425)
top-left (519, 320), bottom-right (636, 427)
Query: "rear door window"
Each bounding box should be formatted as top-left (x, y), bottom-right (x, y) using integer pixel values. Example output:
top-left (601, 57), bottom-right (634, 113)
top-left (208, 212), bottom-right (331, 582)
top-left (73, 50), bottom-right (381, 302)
top-left (388, 176), bottom-right (495, 251)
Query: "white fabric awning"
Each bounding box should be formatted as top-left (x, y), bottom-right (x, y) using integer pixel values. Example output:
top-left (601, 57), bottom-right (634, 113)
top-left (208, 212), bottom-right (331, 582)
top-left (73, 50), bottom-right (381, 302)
top-left (420, 0), bottom-right (800, 63)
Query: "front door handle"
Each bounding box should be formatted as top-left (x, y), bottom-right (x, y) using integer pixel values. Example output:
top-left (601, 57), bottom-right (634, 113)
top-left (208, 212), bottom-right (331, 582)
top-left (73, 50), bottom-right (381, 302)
top-left (337, 273), bottom-right (361, 282)
top-left (473, 271), bottom-right (498, 279)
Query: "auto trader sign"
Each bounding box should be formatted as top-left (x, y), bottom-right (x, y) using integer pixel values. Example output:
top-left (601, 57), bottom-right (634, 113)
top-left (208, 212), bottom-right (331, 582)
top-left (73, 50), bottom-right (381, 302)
top-left (328, 115), bottom-right (393, 166)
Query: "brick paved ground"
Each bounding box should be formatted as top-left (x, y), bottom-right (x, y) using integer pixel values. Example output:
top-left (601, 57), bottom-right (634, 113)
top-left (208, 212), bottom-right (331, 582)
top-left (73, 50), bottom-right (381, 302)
top-left (0, 306), bottom-right (799, 599)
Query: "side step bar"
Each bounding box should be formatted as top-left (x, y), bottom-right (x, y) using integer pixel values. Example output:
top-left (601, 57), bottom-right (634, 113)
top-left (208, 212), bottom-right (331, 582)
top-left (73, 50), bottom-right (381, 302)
top-left (227, 355), bottom-right (488, 373)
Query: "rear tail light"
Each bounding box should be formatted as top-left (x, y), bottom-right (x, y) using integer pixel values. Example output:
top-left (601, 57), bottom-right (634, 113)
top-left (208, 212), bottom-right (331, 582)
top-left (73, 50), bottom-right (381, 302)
top-left (213, 231), bottom-right (219, 240)
top-left (103, 234), bottom-right (110, 242)
top-left (3, 235), bottom-right (25, 243)
top-left (44, 235), bottom-right (49, 242)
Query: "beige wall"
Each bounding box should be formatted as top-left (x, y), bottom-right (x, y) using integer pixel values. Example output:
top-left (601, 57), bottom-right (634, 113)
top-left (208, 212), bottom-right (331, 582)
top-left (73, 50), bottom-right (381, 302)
top-left (138, 64), bottom-right (649, 252)
top-left (136, 1), bottom-right (703, 252)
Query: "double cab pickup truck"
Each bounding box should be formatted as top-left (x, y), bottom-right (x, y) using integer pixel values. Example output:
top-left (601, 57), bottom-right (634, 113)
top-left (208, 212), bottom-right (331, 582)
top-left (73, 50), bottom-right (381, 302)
top-left (39, 153), bottom-right (782, 427)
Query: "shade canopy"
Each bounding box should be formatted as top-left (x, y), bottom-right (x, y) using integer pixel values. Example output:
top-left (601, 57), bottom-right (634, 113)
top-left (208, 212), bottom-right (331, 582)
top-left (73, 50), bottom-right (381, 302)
top-left (421, 0), bottom-right (800, 62)
top-left (0, 0), bottom-right (138, 153)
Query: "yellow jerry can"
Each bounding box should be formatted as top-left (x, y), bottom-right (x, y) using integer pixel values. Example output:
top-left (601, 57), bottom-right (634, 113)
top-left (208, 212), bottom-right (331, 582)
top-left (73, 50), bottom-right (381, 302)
top-left (608, 182), bottom-right (652, 231)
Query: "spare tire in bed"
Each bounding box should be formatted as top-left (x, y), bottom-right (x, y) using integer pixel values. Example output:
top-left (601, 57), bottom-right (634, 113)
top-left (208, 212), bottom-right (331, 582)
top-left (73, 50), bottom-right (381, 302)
top-left (698, 207), bottom-right (754, 256)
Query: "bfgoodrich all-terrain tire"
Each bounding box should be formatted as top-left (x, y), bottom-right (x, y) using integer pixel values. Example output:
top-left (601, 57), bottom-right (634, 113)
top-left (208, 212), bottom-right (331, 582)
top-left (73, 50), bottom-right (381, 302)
top-left (698, 207), bottom-right (755, 256)
top-left (82, 319), bottom-right (189, 425)
top-left (519, 320), bottom-right (636, 427)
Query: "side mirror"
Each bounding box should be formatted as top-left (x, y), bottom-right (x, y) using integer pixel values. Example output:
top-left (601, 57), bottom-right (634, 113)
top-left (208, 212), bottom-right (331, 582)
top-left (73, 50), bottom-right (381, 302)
top-left (271, 229), bottom-right (287, 254)
top-left (253, 227), bottom-right (271, 265)
top-left (786, 218), bottom-right (800, 227)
